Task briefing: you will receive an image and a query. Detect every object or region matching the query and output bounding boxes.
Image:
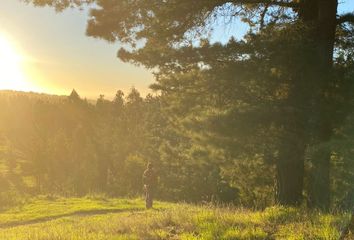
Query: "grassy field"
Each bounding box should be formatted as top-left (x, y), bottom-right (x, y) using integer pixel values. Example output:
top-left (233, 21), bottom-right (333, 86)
top-left (0, 196), bottom-right (351, 240)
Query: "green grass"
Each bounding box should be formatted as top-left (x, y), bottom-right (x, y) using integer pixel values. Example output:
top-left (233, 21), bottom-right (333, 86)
top-left (0, 197), bottom-right (350, 240)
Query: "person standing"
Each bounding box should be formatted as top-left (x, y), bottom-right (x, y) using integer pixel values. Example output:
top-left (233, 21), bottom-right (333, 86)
top-left (142, 162), bottom-right (157, 209)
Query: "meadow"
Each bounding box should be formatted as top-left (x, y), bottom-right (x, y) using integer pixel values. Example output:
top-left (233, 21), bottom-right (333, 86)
top-left (0, 196), bottom-right (351, 240)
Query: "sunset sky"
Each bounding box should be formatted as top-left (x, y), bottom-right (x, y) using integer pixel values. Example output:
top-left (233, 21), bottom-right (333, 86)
top-left (0, 0), bottom-right (353, 99)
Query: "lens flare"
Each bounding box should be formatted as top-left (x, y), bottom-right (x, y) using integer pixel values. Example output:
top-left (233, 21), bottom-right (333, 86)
top-left (0, 34), bottom-right (36, 92)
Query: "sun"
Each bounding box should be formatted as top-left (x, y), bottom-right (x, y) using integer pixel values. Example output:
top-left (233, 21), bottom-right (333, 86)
top-left (0, 34), bottom-right (34, 92)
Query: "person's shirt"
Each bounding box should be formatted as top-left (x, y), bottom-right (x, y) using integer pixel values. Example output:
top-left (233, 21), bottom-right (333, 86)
top-left (143, 168), bottom-right (157, 186)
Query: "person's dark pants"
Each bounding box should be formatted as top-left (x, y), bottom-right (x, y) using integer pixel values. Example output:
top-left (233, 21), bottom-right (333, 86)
top-left (145, 185), bottom-right (154, 209)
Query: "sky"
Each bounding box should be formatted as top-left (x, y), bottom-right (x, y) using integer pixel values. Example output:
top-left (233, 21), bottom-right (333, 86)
top-left (0, 0), bottom-right (353, 99)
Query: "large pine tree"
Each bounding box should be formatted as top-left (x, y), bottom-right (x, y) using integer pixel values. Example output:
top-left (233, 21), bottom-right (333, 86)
top-left (26, 0), bottom-right (354, 208)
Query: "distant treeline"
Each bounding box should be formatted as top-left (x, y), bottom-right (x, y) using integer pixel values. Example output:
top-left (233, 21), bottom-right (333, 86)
top-left (0, 87), bottom-right (353, 210)
top-left (0, 89), bottom-right (236, 205)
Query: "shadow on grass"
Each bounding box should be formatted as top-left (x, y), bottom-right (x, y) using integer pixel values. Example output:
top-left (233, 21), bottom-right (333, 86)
top-left (0, 208), bottom-right (145, 229)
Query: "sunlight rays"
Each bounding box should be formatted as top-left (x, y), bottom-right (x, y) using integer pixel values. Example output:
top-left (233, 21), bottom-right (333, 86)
top-left (0, 33), bottom-right (38, 92)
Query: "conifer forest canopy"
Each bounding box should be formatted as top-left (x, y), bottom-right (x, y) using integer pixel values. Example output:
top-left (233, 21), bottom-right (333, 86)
top-left (18, 0), bottom-right (354, 209)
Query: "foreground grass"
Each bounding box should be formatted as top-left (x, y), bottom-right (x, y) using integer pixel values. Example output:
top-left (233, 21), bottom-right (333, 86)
top-left (0, 197), bottom-right (351, 240)
top-left (0, 196), bottom-right (156, 227)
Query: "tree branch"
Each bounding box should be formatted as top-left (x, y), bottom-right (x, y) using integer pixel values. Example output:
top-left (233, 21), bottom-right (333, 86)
top-left (337, 12), bottom-right (354, 25)
top-left (232, 0), bottom-right (298, 8)
top-left (260, 3), bottom-right (270, 29)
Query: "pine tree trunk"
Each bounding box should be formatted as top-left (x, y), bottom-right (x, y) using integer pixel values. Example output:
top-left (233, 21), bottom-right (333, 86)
top-left (276, 135), bottom-right (306, 205)
top-left (275, 0), bottom-right (338, 207)
top-left (306, 0), bottom-right (337, 210)
top-left (276, 158), bottom-right (304, 205)
top-left (308, 146), bottom-right (331, 209)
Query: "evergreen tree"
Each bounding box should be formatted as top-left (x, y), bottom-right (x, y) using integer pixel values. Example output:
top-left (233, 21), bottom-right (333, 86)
top-left (16, 0), bottom-right (354, 207)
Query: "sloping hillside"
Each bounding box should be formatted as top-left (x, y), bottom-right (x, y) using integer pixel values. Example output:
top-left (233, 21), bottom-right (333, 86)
top-left (0, 197), bottom-right (351, 240)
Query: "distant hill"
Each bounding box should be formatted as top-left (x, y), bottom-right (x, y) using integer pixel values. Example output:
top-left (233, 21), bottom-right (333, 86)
top-left (0, 89), bottom-right (65, 98)
top-left (0, 90), bottom-right (96, 104)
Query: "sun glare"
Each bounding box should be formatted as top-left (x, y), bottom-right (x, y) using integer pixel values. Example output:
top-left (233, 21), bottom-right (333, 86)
top-left (0, 34), bottom-right (36, 92)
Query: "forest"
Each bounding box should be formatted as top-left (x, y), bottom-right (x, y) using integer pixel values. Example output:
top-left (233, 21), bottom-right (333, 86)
top-left (0, 0), bottom-right (349, 212)
top-left (0, 89), bottom-right (239, 205)
top-left (0, 77), bottom-right (353, 211)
